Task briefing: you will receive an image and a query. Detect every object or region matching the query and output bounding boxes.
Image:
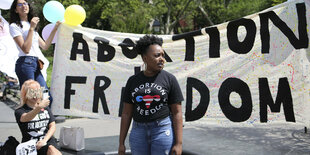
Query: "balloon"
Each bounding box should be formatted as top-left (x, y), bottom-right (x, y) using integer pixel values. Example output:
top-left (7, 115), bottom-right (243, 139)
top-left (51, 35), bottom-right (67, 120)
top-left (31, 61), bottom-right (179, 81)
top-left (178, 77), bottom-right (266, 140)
top-left (43, 1), bottom-right (65, 23)
top-left (64, 5), bottom-right (86, 26)
top-left (0, 0), bottom-right (14, 10)
top-left (42, 23), bottom-right (58, 44)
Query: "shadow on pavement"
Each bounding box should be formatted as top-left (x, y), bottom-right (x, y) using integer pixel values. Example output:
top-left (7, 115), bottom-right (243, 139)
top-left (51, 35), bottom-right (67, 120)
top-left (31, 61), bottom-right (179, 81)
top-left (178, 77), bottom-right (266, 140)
top-left (60, 135), bottom-right (129, 155)
top-left (60, 135), bottom-right (199, 155)
top-left (2, 89), bottom-right (310, 154)
top-left (182, 125), bottom-right (310, 155)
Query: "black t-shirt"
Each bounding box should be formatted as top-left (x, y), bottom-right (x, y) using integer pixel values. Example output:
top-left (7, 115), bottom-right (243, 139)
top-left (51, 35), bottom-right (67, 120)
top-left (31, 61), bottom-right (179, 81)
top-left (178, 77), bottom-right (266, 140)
top-left (15, 104), bottom-right (55, 142)
top-left (123, 70), bottom-right (184, 122)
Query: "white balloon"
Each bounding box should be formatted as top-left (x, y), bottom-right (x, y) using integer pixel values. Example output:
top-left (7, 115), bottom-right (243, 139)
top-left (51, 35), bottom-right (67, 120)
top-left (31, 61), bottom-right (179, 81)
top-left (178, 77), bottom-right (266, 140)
top-left (42, 23), bottom-right (58, 44)
top-left (0, 0), bottom-right (14, 10)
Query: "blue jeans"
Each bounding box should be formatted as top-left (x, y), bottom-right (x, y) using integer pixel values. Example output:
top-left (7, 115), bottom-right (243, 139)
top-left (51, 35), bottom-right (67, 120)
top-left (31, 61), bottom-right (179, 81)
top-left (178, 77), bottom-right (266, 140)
top-left (15, 56), bottom-right (53, 106)
top-left (129, 116), bottom-right (174, 155)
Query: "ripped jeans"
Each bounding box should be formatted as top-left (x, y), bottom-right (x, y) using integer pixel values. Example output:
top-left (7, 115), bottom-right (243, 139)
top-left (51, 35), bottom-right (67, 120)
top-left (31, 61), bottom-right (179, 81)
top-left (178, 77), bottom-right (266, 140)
top-left (129, 116), bottom-right (174, 155)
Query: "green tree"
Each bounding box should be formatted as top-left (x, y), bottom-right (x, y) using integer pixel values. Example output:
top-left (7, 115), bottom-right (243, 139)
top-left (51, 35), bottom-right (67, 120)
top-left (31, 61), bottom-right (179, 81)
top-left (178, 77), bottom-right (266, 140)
top-left (151, 0), bottom-right (198, 34)
top-left (59, 0), bottom-right (111, 30)
top-left (103, 0), bottom-right (153, 33)
top-left (271, 0), bottom-right (287, 6)
top-left (147, 0), bottom-right (273, 34)
top-left (198, 0), bottom-right (272, 25)
top-left (1, 0), bottom-right (283, 35)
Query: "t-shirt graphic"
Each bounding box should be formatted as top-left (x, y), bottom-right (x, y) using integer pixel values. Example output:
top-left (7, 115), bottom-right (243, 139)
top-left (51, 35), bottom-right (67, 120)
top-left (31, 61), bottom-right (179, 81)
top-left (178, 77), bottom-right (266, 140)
top-left (132, 82), bottom-right (168, 117)
top-left (124, 70), bottom-right (184, 122)
top-left (28, 127), bottom-right (46, 137)
top-left (137, 95), bottom-right (160, 109)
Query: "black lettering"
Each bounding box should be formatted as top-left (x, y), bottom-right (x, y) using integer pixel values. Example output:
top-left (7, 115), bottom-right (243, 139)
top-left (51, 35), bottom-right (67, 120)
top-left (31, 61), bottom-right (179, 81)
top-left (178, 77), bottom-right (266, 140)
top-left (70, 33), bottom-right (90, 61)
top-left (184, 37), bottom-right (195, 61)
top-left (227, 18), bottom-right (256, 54)
top-left (218, 78), bottom-right (252, 122)
top-left (185, 77), bottom-right (210, 121)
top-left (64, 76), bottom-right (87, 109)
top-left (94, 37), bottom-right (115, 62)
top-left (259, 3), bottom-right (308, 53)
top-left (259, 78), bottom-right (295, 122)
top-left (119, 38), bottom-right (138, 59)
top-left (172, 29), bottom-right (202, 61)
top-left (205, 27), bottom-right (220, 58)
top-left (163, 50), bottom-right (173, 62)
top-left (93, 76), bottom-right (111, 114)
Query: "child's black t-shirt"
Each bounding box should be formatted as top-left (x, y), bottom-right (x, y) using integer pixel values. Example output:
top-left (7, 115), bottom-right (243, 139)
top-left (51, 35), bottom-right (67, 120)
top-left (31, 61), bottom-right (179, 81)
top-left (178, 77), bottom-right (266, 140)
top-left (15, 104), bottom-right (55, 142)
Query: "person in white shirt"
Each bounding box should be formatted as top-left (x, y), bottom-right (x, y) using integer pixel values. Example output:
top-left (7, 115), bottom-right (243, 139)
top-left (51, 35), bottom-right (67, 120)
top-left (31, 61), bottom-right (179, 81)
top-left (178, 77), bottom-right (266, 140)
top-left (0, 12), bottom-right (19, 100)
top-left (0, 12), bottom-right (19, 80)
top-left (9, 0), bottom-right (60, 107)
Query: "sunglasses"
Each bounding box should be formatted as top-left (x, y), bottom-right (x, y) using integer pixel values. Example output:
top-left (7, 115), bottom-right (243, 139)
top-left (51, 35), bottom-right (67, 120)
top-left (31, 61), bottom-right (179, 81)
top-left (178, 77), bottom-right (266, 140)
top-left (17, 2), bottom-right (28, 7)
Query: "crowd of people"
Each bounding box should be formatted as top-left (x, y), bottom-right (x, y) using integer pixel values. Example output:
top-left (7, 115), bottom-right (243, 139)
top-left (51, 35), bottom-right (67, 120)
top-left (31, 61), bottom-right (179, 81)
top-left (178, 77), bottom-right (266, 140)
top-left (1, 0), bottom-right (61, 154)
top-left (0, 0), bottom-right (184, 155)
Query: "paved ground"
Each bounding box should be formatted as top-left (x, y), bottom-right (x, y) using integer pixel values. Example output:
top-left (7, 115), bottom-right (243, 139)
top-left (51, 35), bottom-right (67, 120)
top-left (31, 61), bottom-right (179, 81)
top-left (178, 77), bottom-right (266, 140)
top-left (1, 95), bottom-right (310, 155)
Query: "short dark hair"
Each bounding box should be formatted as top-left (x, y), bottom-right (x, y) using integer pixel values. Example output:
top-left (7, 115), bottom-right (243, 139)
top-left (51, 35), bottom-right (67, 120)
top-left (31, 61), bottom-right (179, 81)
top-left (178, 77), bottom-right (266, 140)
top-left (135, 35), bottom-right (163, 56)
top-left (9, 0), bottom-right (35, 29)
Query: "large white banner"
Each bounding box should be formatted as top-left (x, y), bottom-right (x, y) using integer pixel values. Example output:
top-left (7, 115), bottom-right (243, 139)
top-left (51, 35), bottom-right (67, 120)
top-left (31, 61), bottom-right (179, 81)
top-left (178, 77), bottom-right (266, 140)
top-left (51, 0), bottom-right (310, 126)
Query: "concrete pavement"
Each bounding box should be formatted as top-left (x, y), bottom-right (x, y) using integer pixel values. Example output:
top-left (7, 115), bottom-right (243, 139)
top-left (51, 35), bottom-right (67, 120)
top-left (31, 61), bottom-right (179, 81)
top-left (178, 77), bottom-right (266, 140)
top-left (0, 97), bottom-right (128, 154)
top-left (1, 96), bottom-right (310, 155)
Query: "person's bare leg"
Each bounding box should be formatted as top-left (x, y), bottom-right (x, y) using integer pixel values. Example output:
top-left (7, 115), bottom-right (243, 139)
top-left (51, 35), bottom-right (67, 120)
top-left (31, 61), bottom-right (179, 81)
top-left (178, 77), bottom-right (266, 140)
top-left (47, 145), bottom-right (62, 155)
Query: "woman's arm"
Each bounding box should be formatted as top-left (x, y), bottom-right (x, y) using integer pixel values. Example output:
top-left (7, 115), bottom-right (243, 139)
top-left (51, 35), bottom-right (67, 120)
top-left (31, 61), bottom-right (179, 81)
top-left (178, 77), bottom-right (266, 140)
top-left (170, 102), bottom-right (183, 155)
top-left (118, 102), bottom-right (133, 155)
top-left (13, 17), bottom-right (39, 54)
top-left (44, 122), bottom-right (56, 143)
top-left (39, 21), bottom-right (61, 50)
top-left (20, 99), bottom-right (50, 122)
top-left (36, 121), bottom-right (56, 150)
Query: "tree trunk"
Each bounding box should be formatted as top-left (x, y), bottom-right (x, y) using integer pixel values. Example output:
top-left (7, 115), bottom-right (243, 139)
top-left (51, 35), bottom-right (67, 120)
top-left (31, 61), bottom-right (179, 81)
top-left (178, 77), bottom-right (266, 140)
top-left (163, 0), bottom-right (172, 34)
top-left (165, 0), bottom-right (193, 34)
top-left (195, 0), bottom-right (214, 26)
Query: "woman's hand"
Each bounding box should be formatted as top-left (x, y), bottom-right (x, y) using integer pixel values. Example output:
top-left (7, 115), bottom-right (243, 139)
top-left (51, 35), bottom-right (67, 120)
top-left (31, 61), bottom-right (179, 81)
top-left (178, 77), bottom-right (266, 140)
top-left (171, 143), bottom-right (182, 155)
top-left (36, 140), bottom-right (47, 150)
top-left (53, 21), bottom-right (61, 32)
top-left (118, 144), bottom-right (126, 155)
top-left (38, 20), bottom-right (62, 50)
top-left (55, 21), bottom-right (62, 28)
top-left (30, 17), bottom-right (40, 30)
top-left (37, 99), bottom-right (50, 109)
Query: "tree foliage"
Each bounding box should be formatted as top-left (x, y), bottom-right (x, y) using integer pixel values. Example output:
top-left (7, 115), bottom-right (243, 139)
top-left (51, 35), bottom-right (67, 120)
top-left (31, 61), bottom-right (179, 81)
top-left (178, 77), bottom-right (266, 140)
top-left (201, 0), bottom-right (272, 25)
top-left (103, 0), bottom-right (154, 33)
top-left (271, 0), bottom-right (287, 6)
top-left (0, 0), bottom-right (287, 35)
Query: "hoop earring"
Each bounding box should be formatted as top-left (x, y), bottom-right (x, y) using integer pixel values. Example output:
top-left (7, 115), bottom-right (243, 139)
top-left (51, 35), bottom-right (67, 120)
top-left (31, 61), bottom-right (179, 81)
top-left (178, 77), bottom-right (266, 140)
top-left (142, 62), bottom-right (147, 71)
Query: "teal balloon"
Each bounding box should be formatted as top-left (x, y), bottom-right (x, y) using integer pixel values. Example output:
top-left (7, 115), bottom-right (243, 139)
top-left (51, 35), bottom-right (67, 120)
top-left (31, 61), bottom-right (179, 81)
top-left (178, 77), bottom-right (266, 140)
top-left (43, 1), bottom-right (65, 23)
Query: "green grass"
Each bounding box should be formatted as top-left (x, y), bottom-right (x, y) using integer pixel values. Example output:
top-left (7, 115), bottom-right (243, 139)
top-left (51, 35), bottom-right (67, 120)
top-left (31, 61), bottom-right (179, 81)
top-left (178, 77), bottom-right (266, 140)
top-left (46, 56), bottom-right (53, 88)
top-left (43, 45), bottom-right (55, 88)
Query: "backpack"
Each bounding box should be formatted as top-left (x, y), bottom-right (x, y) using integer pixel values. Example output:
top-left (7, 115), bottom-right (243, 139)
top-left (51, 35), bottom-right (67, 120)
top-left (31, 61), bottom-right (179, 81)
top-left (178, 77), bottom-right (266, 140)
top-left (0, 136), bottom-right (20, 155)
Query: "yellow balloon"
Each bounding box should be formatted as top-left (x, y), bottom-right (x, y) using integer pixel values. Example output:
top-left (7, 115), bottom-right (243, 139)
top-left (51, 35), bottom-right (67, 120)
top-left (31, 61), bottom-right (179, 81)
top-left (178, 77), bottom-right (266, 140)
top-left (64, 5), bottom-right (86, 26)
